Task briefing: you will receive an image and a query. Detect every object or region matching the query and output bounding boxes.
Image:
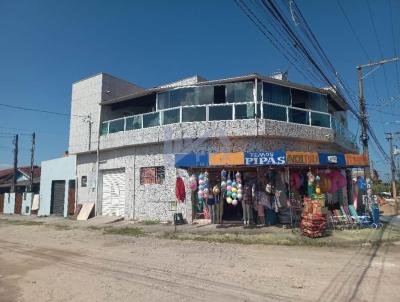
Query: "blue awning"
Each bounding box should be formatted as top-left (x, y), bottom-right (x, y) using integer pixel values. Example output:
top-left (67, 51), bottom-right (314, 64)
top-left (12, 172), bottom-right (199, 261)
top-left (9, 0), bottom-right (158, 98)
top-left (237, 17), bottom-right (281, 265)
top-left (175, 152), bottom-right (209, 168)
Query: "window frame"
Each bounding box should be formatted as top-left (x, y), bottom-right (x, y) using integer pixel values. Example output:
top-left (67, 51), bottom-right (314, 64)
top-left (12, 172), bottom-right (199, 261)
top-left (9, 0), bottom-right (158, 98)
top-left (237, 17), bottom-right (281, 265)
top-left (139, 166), bottom-right (165, 185)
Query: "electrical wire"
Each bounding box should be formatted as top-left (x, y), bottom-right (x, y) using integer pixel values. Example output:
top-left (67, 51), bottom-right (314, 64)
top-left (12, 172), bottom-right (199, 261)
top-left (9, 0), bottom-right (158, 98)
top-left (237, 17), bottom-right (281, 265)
top-left (366, 0), bottom-right (390, 99)
top-left (0, 102), bottom-right (88, 118)
top-left (388, 0), bottom-right (400, 93)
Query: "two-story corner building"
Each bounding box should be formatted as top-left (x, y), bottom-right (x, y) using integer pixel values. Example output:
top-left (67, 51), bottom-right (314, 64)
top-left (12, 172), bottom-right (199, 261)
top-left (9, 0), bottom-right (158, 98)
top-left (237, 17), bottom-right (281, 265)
top-left (68, 72), bottom-right (366, 223)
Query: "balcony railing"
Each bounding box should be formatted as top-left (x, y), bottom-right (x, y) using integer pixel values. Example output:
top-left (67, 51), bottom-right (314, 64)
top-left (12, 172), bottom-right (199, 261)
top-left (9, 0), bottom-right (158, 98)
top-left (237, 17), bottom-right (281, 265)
top-left (100, 102), bottom-right (357, 149)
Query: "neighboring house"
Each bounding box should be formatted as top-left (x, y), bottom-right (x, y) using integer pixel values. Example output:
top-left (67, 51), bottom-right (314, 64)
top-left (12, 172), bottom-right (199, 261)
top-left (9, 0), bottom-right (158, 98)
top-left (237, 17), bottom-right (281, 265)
top-left (0, 166), bottom-right (41, 215)
top-left (68, 72), bottom-right (362, 222)
top-left (0, 166), bottom-right (41, 193)
top-left (38, 155), bottom-right (77, 217)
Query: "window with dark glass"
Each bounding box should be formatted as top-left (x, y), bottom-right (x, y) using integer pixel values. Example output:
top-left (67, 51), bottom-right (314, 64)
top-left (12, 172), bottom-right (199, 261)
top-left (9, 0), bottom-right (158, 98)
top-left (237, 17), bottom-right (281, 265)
top-left (263, 82), bottom-right (291, 105)
top-left (291, 89), bottom-right (328, 112)
top-left (214, 85), bottom-right (226, 104)
top-left (226, 82), bottom-right (254, 103)
top-left (81, 176), bottom-right (87, 187)
top-left (157, 86), bottom-right (214, 110)
top-left (140, 166), bottom-right (165, 185)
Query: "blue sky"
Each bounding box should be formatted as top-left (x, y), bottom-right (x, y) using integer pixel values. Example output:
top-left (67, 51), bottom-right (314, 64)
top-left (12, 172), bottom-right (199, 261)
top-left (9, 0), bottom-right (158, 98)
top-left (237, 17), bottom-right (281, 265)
top-left (0, 0), bottom-right (399, 180)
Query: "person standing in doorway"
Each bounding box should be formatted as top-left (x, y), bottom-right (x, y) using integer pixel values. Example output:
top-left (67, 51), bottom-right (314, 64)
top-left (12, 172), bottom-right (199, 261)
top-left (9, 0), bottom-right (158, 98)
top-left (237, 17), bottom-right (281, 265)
top-left (213, 184), bottom-right (222, 224)
top-left (242, 184), bottom-right (253, 227)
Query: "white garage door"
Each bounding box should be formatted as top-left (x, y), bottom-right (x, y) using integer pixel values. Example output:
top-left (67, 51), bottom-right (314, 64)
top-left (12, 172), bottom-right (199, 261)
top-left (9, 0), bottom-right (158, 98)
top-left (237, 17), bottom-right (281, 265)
top-left (102, 170), bottom-right (126, 216)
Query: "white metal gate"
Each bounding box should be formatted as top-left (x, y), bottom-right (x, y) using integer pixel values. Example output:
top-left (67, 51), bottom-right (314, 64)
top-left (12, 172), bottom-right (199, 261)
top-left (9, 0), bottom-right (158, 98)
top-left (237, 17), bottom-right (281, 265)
top-left (101, 170), bottom-right (126, 217)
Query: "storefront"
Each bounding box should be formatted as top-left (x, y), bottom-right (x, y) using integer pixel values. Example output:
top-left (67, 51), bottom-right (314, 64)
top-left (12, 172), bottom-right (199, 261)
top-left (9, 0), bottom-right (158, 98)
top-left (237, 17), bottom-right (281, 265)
top-left (175, 150), bottom-right (369, 228)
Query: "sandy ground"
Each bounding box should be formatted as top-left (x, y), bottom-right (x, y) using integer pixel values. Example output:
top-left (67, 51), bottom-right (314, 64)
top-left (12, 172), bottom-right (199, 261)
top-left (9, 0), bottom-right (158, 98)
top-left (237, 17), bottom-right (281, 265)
top-left (0, 222), bottom-right (399, 302)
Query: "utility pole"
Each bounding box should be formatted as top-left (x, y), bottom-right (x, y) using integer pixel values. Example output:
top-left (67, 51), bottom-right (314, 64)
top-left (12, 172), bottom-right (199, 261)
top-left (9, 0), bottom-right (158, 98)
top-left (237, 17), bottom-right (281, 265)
top-left (29, 132), bottom-right (36, 192)
top-left (386, 132), bottom-right (398, 215)
top-left (357, 56), bottom-right (399, 180)
top-left (11, 134), bottom-right (18, 193)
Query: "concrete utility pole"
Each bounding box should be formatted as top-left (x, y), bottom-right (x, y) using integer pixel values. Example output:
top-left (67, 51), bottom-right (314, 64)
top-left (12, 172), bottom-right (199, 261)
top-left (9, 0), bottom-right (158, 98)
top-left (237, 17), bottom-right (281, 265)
top-left (11, 134), bottom-right (18, 193)
top-left (386, 132), bottom-right (399, 215)
top-left (357, 56), bottom-right (399, 179)
top-left (29, 132), bottom-right (36, 192)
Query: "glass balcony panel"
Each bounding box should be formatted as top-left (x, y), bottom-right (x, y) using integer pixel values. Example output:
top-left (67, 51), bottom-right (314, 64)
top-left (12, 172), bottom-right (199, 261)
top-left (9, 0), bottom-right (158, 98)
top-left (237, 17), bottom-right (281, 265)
top-left (100, 122), bottom-right (109, 135)
top-left (162, 108), bottom-right (180, 125)
top-left (209, 105), bottom-right (233, 121)
top-left (143, 112), bottom-right (160, 128)
top-left (311, 112), bottom-right (330, 128)
top-left (109, 119), bottom-right (125, 133)
top-left (263, 104), bottom-right (287, 121)
top-left (289, 108), bottom-right (309, 125)
top-left (126, 116), bottom-right (142, 130)
top-left (235, 103), bottom-right (255, 119)
top-left (182, 107), bottom-right (206, 122)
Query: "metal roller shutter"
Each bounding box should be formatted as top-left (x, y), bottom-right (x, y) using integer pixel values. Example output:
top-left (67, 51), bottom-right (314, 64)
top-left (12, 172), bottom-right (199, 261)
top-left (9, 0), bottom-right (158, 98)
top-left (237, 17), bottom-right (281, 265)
top-left (51, 180), bottom-right (65, 215)
top-left (102, 170), bottom-right (125, 217)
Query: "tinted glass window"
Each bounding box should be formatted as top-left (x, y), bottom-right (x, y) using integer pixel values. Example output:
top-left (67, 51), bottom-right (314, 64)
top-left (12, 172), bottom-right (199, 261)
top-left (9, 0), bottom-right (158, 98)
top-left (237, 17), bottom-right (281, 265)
top-left (263, 82), bottom-right (291, 105)
top-left (226, 82), bottom-right (254, 103)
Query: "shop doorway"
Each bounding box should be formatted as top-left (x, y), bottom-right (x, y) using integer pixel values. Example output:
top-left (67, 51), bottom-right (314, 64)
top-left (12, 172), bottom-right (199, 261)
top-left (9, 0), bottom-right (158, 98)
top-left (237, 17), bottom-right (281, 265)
top-left (67, 180), bottom-right (76, 216)
top-left (14, 193), bottom-right (22, 214)
top-left (50, 180), bottom-right (66, 215)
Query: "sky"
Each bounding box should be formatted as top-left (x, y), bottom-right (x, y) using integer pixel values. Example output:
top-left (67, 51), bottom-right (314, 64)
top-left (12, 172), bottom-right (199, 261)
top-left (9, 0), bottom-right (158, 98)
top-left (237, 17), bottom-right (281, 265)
top-left (0, 0), bottom-right (399, 180)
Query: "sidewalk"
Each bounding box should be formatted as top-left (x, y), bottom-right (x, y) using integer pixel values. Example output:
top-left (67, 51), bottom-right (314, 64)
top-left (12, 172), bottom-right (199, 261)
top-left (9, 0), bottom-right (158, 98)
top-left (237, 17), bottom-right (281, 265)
top-left (2, 213), bottom-right (400, 248)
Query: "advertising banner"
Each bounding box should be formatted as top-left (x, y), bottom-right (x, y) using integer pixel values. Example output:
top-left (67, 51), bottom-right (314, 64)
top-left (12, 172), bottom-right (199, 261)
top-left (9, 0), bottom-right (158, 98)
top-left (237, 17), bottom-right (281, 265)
top-left (286, 151), bottom-right (319, 165)
top-left (209, 152), bottom-right (244, 166)
top-left (244, 151), bottom-right (286, 165)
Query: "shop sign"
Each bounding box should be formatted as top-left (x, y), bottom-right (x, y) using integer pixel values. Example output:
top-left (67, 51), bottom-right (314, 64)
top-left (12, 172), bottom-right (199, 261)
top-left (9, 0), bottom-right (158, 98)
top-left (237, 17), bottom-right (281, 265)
top-left (345, 154), bottom-right (369, 166)
top-left (286, 151), bottom-right (319, 165)
top-left (175, 152), bottom-right (209, 168)
top-left (244, 151), bottom-right (286, 165)
top-left (209, 152), bottom-right (244, 166)
top-left (318, 153), bottom-right (345, 166)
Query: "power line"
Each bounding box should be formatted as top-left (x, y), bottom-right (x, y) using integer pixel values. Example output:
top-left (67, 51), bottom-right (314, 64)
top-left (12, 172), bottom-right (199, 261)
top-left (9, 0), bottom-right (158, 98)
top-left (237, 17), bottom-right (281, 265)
top-left (366, 0), bottom-right (390, 99)
top-left (336, 0), bottom-right (380, 101)
top-left (388, 0), bottom-right (400, 93)
top-left (0, 102), bottom-right (88, 118)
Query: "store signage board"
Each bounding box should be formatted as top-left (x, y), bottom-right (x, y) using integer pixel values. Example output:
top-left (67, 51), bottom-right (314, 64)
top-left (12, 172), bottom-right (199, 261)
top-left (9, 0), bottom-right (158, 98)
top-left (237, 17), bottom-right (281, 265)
top-left (319, 153), bottom-right (345, 166)
top-left (244, 151), bottom-right (286, 165)
top-left (344, 154), bottom-right (369, 166)
top-left (209, 152), bottom-right (244, 166)
top-left (175, 152), bottom-right (209, 168)
top-left (286, 151), bottom-right (319, 165)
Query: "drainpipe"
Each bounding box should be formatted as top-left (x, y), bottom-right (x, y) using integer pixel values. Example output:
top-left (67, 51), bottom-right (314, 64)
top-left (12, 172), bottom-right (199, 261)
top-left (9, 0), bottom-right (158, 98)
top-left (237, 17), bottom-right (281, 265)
top-left (95, 107), bottom-right (102, 216)
top-left (132, 146), bottom-right (136, 220)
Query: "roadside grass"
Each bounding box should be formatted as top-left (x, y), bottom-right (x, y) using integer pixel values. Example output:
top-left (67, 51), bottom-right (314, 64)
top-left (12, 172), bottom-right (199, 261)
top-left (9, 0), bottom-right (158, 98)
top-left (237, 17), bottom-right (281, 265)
top-left (103, 226), bottom-right (145, 237)
top-left (0, 219), bottom-right (44, 226)
top-left (49, 224), bottom-right (72, 231)
top-left (159, 223), bottom-right (400, 248)
top-left (140, 220), bottom-right (160, 225)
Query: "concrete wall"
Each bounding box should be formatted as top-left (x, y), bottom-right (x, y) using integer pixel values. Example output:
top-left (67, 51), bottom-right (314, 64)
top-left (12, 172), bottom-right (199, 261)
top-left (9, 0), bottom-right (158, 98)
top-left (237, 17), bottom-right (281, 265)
top-left (38, 156), bottom-right (76, 217)
top-left (75, 136), bottom-right (347, 222)
top-left (3, 193), bottom-right (15, 214)
top-left (21, 192), bottom-right (33, 215)
top-left (100, 119), bottom-right (357, 154)
top-left (69, 73), bottom-right (142, 155)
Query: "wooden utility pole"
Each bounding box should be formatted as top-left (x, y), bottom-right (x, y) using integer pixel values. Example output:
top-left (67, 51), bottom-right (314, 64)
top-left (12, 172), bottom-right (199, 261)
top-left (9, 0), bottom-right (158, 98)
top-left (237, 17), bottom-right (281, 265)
top-left (29, 132), bottom-right (36, 192)
top-left (357, 57), bottom-right (399, 179)
top-left (11, 134), bottom-right (18, 193)
top-left (386, 132), bottom-right (399, 215)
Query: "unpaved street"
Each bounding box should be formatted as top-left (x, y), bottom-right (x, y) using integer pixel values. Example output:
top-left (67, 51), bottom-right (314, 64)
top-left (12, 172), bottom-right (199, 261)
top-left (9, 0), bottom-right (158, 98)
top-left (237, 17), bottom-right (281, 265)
top-left (0, 222), bottom-right (399, 302)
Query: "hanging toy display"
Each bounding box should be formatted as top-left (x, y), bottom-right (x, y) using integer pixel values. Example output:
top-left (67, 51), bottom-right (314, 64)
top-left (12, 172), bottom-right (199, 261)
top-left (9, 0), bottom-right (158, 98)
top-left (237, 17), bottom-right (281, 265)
top-left (315, 175), bottom-right (321, 194)
top-left (189, 174), bottom-right (197, 191)
top-left (197, 173), bottom-right (205, 202)
top-left (232, 171), bottom-right (242, 206)
top-left (203, 171), bottom-right (209, 201)
top-left (221, 170), bottom-right (227, 192)
top-left (226, 174), bottom-right (233, 204)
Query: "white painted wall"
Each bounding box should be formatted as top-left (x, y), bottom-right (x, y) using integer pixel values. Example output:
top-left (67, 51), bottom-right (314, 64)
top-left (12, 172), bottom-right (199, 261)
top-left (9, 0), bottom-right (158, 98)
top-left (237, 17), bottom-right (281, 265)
top-left (39, 156), bottom-right (76, 217)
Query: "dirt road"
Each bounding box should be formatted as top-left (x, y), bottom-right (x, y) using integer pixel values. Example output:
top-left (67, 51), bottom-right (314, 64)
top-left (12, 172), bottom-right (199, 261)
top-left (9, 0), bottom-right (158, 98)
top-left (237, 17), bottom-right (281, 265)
top-left (0, 222), bottom-right (399, 302)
